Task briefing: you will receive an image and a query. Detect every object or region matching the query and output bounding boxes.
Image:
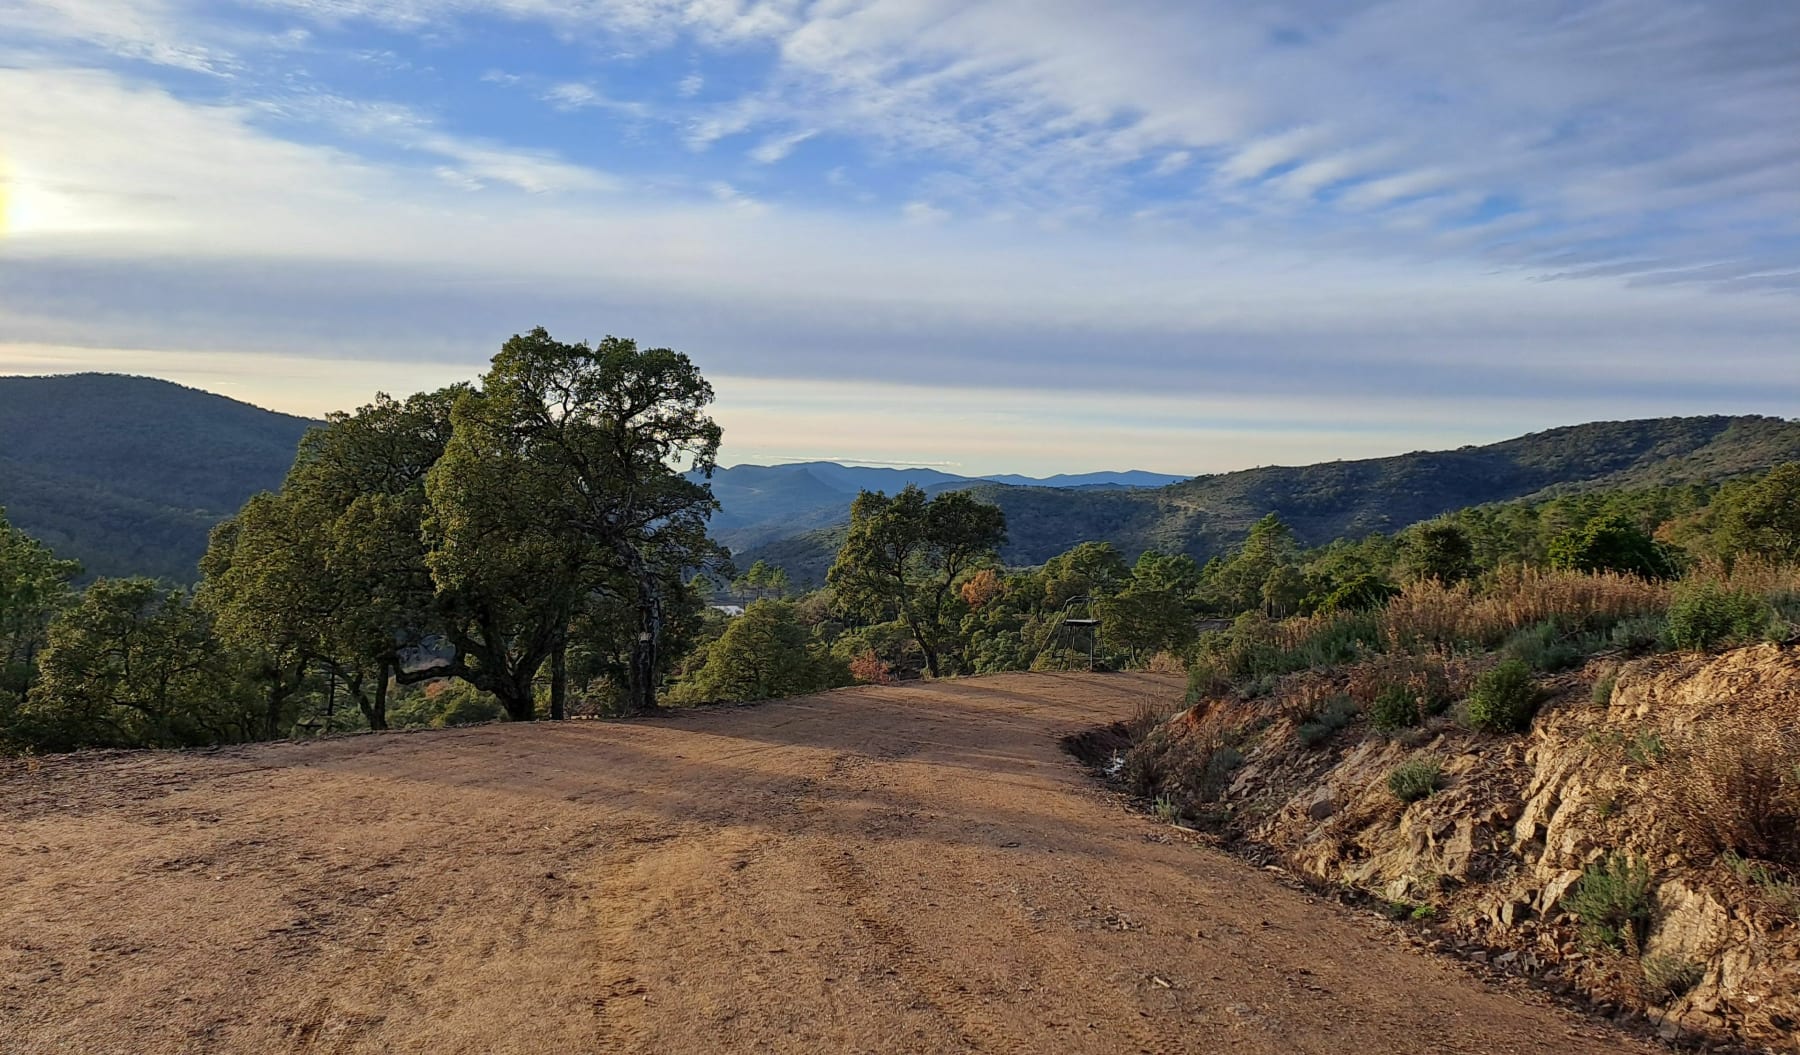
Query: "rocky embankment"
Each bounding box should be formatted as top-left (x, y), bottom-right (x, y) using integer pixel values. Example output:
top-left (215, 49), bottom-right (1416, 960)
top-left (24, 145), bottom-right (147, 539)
top-left (1120, 644), bottom-right (1800, 1052)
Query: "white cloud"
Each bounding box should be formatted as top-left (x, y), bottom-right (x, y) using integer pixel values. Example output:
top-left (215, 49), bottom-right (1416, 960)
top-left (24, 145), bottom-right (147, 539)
top-left (1150, 151), bottom-right (1191, 178)
top-left (747, 128), bottom-right (816, 164)
top-left (3, 1), bottom-right (1800, 474)
top-left (0, 0), bottom-right (232, 72)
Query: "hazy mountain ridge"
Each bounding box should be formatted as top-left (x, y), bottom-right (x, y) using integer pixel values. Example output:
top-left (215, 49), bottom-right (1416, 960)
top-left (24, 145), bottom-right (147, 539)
top-left (0, 374), bottom-right (317, 581)
top-left (740, 414), bottom-right (1800, 587)
top-left (0, 374), bottom-right (1182, 580)
top-left (696, 460), bottom-right (1187, 551)
top-left (5, 375), bottom-right (1794, 587)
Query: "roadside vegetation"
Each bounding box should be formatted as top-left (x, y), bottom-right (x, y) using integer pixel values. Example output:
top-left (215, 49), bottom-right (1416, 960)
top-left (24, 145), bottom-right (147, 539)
top-left (4, 338), bottom-right (1799, 760)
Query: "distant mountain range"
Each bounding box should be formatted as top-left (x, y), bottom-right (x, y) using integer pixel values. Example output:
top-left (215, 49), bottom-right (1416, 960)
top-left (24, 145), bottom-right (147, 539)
top-left (739, 415), bottom-right (1800, 587)
top-left (698, 461), bottom-right (1187, 552)
top-left (0, 373), bottom-right (1182, 581)
top-left (4, 374), bottom-right (1796, 589)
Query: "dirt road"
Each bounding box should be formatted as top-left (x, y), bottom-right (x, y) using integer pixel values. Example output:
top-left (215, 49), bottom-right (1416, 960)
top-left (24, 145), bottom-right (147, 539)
top-left (2, 673), bottom-right (1654, 1054)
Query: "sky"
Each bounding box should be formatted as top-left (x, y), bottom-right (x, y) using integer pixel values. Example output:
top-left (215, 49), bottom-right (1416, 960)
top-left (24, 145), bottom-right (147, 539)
top-left (2, 0), bottom-right (1797, 475)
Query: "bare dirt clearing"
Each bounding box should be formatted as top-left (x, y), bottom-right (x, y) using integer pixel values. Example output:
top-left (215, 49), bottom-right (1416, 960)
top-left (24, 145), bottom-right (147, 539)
top-left (2, 673), bottom-right (1655, 1054)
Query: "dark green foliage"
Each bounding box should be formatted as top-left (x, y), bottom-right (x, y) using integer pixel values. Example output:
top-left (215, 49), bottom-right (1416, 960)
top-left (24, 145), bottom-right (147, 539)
top-left (668, 601), bottom-right (848, 704)
top-left (1712, 463), bottom-right (1800, 565)
top-left (1315, 572), bottom-right (1400, 613)
top-left (1608, 614), bottom-right (1670, 654)
top-left (1465, 659), bottom-right (1538, 733)
top-left (0, 374), bottom-right (314, 581)
top-left (1563, 854), bottom-right (1655, 950)
top-left (0, 509), bottom-right (82, 744)
top-left (1665, 582), bottom-right (1774, 651)
top-left (1369, 685), bottom-right (1425, 733)
top-left (20, 578), bottom-right (253, 750)
top-left (828, 485), bottom-right (1006, 678)
top-left (1187, 609), bottom-right (1385, 701)
top-left (1404, 522), bottom-right (1476, 584)
top-left (1642, 956), bottom-right (1704, 1002)
top-left (1387, 757), bottom-right (1443, 802)
top-left (388, 682), bottom-right (508, 727)
top-left (1547, 513), bottom-right (1675, 579)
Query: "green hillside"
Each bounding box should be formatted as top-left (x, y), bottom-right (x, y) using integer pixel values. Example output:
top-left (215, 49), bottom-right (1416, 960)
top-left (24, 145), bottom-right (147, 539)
top-left (742, 415), bottom-right (1800, 586)
top-left (0, 374), bottom-right (316, 581)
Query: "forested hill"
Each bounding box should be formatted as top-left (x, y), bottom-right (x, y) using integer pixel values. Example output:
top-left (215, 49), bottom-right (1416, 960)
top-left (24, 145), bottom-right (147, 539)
top-left (0, 374), bottom-right (316, 581)
top-left (700, 461), bottom-right (1188, 551)
top-left (742, 415), bottom-right (1800, 586)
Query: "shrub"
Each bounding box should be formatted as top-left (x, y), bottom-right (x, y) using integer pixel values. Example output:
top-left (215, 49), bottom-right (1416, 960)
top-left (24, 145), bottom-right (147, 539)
top-left (1665, 582), bottom-right (1774, 651)
top-left (389, 681), bottom-right (506, 728)
top-left (1503, 620), bottom-right (1589, 672)
top-left (1187, 610), bottom-right (1384, 701)
top-left (1145, 650), bottom-right (1187, 674)
top-left (1297, 695), bottom-right (1357, 747)
top-left (1608, 614), bottom-right (1669, 654)
top-left (1562, 854), bottom-right (1655, 950)
top-left (1657, 725), bottom-right (1800, 868)
top-left (1388, 757), bottom-right (1443, 802)
top-left (1722, 852), bottom-right (1800, 919)
top-left (1465, 659), bottom-right (1538, 734)
top-left (1381, 568), bottom-right (1668, 653)
top-left (1369, 685), bottom-right (1423, 733)
top-left (848, 648), bottom-right (895, 685)
top-left (1547, 514), bottom-right (1675, 580)
top-left (1642, 955), bottom-right (1704, 1002)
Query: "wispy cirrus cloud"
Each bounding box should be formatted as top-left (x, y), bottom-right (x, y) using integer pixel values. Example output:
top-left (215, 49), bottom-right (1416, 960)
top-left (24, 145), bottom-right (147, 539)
top-left (2, 0), bottom-right (1798, 472)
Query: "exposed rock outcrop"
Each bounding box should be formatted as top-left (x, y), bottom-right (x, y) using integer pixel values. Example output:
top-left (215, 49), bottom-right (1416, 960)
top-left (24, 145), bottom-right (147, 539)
top-left (1124, 644), bottom-right (1800, 1052)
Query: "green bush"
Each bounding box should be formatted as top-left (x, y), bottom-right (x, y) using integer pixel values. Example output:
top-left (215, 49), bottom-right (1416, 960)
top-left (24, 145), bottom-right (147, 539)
top-left (1388, 757), bottom-right (1443, 802)
top-left (1504, 620), bottom-right (1587, 672)
top-left (389, 681), bottom-right (506, 728)
top-left (1562, 854), bottom-right (1655, 950)
top-left (1608, 614), bottom-right (1668, 654)
top-left (1369, 685), bottom-right (1423, 733)
top-left (1465, 659), bottom-right (1538, 733)
top-left (1665, 582), bottom-right (1774, 651)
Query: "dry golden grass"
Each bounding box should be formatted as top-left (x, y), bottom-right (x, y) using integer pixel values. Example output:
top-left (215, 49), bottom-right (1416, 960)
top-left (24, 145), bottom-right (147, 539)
top-left (1380, 567), bottom-right (1670, 650)
top-left (1144, 650), bottom-right (1188, 675)
top-left (1655, 723), bottom-right (1800, 869)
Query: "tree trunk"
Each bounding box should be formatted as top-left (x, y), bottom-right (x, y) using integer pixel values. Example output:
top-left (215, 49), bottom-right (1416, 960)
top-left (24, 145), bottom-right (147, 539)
top-left (550, 639), bottom-right (567, 721)
top-left (907, 616), bottom-right (941, 678)
top-left (626, 577), bottom-right (662, 715)
top-left (492, 662), bottom-right (539, 722)
top-left (369, 661), bottom-right (389, 731)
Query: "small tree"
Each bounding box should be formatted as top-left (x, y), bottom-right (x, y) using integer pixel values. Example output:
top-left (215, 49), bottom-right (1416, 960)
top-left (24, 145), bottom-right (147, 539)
top-left (1715, 463), bottom-right (1800, 565)
top-left (0, 509), bottom-right (80, 741)
top-left (1403, 522), bottom-right (1476, 585)
top-left (25, 579), bottom-right (250, 749)
top-left (1547, 513), bottom-right (1674, 579)
top-left (669, 601), bottom-right (846, 703)
top-left (828, 486), bottom-right (1006, 678)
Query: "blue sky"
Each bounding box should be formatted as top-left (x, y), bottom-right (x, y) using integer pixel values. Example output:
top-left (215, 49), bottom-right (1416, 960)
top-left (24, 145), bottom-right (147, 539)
top-left (2, 0), bottom-right (1797, 474)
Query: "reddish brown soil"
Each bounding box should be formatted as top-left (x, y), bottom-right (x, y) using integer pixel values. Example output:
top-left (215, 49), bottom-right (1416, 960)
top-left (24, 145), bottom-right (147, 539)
top-left (0, 673), bottom-right (1656, 1054)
